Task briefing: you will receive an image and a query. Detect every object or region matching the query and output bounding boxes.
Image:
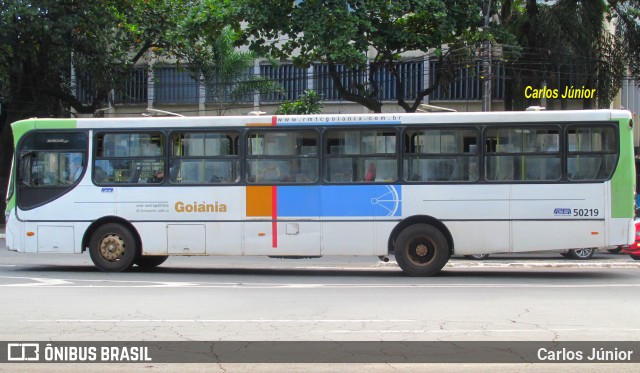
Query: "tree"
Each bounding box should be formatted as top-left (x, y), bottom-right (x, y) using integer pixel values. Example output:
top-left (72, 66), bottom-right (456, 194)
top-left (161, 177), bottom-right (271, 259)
top-left (174, 26), bottom-right (282, 116)
top-left (608, 0), bottom-right (640, 85)
top-left (238, 0), bottom-right (483, 113)
top-left (495, 0), bottom-right (640, 110)
top-left (0, 0), bottom-right (237, 222)
top-left (0, 0), bottom-right (187, 221)
top-left (275, 90), bottom-right (323, 115)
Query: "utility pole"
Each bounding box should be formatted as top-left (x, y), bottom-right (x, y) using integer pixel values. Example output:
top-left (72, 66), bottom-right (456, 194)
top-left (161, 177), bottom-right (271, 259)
top-left (482, 0), bottom-right (493, 112)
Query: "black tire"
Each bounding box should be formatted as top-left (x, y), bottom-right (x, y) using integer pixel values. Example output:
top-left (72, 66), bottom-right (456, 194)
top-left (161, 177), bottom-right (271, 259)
top-left (630, 254), bottom-right (640, 261)
top-left (566, 248), bottom-right (595, 260)
top-left (464, 254), bottom-right (490, 260)
top-left (607, 246), bottom-right (623, 254)
top-left (394, 224), bottom-right (450, 277)
top-left (135, 255), bottom-right (168, 268)
top-left (89, 223), bottom-right (138, 272)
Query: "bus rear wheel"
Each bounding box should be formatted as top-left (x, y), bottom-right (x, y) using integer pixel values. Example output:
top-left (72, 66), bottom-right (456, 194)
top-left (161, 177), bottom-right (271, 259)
top-left (394, 224), bottom-right (450, 277)
top-left (89, 223), bottom-right (138, 272)
top-left (135, 256), bottom-right (168, 268)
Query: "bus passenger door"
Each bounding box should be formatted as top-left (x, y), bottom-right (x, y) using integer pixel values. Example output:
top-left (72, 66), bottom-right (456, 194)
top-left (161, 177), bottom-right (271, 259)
top-left (320, 185), bottom-right (379, 256)
top-left (244, 186), bottom-right (321, 256)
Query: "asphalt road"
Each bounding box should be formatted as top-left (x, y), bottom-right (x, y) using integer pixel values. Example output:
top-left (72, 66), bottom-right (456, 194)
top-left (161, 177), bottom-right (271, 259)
top-left (2, 237), bottom-right (640, 372)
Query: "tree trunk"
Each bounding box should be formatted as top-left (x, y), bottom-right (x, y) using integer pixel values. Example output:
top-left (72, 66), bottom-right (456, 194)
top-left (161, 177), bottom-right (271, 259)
top-left (0, 108), bottom-right (15, 225)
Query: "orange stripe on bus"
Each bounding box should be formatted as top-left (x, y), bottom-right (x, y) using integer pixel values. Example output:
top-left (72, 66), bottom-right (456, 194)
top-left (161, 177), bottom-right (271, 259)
top-left (246, 186), bottom-right (273, 217)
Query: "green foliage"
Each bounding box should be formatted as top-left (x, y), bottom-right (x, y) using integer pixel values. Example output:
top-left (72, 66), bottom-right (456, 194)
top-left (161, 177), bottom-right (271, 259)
top-left (187, 26), bottom-right (283, 115)
top-left (0, 0), bottom-right (239, 222)
top-left (496, 0), bottom-right (640, 109)
top-left (275, 90), bottom-right (322, 115)
top-left (0, 0), bottom-right (199, 118)
top-left (610, 0), bottom-right (640, 83)
top-left (238, 0), bottom-right (484, 112)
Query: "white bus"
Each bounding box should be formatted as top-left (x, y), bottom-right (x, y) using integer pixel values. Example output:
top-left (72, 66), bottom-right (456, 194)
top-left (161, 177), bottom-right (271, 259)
top-left (4, 110), bottom-right (636, 276)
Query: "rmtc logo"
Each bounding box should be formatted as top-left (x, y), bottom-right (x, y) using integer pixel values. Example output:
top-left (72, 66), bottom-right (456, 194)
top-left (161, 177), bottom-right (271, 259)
top-left (554, 208), bottom-right (572, 216)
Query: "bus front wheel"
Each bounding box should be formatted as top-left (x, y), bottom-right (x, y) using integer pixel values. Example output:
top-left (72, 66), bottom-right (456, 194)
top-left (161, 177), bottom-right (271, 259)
top-left (394, 224), bottom-right (450, 277)
top-left (89, 223), bottom-right (138, 272)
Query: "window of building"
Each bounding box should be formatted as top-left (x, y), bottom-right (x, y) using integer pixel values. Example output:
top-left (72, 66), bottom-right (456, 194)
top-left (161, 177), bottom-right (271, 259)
top-left (260, 64), bottom-right (308, 102)
top-left (114, 68), bottom-right (148, 104)
top-left (154, 67), bottom-right (198, 104)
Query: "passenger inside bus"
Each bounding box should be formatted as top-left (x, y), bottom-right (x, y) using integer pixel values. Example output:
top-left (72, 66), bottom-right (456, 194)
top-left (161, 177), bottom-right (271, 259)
top-left (148, 170), bottom-right (164, 183)
top-left (261, 163), bottom-right (281, 182)
top-left (364, 162), bottom-right (376, 181)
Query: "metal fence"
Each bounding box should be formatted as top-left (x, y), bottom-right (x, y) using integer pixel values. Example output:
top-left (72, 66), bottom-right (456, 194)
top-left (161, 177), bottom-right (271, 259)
top-left (78, 60), bottom-right (509, 106)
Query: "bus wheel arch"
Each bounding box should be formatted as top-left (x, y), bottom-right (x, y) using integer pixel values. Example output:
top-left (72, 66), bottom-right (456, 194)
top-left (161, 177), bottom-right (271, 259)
top-left (389, 216), bottom-right (453, 277)
top-left (83, 217), bottom-right (141, 272)
top-left (388, 215), bottom-right (454, 256)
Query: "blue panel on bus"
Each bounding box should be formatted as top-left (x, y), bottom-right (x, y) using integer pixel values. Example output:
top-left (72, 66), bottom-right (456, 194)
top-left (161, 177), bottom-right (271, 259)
top-left (277, 186), bottom-right (322, 216)
top-left (277, 185), bottom-right (401, 217)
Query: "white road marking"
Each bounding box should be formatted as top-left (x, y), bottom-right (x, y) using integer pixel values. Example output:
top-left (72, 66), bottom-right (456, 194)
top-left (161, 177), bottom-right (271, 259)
top-left (23, 319), bottom-right (640, 336)
top-left (2, 275), bottom-right (640, 288)
top-left (314, 328), bottom-right (640, 333)
top-left (28, 319), bottom-right (418, 323)
top-left (1, 276), bottom-right (72, 286)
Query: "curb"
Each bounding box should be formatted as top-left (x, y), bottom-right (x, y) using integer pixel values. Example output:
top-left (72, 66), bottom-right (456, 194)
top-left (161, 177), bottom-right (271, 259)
top-left (378, 260), bottom-right (640, 269)
top-left (445, 261), bottom-right (640, 269)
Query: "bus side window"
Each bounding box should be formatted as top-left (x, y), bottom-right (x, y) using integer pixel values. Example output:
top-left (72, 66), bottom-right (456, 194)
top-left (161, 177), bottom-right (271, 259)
top-left (247, 129), bottom-right (318, 185)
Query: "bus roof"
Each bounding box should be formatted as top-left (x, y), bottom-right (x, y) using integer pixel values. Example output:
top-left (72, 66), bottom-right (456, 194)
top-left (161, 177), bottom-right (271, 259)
top-left (12, 109), bottom-right (632, 131)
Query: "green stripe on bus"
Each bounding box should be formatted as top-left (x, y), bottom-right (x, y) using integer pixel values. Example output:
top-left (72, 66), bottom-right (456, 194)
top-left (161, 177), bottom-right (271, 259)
top-left (611, 117), bottom-right (635, 218)
top-left (11, 119), bottom-right (77, 146)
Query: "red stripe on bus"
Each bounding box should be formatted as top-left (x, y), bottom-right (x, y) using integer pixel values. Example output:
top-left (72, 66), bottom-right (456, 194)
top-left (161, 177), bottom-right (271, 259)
top-left (272, 186), bottom-right (278, 248)
top-left (272, 116), bottom-right (277, 126)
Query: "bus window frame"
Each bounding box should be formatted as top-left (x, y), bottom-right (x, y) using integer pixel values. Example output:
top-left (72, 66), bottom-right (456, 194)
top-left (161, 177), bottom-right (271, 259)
top-left (483, 124), bottom-right (563, 183)
top-left (565, 123), bottom-right (619, 182)
top-left (15, 130), bottom-right (88, 210)
top-left (92, 130), bottom-right (166, 186)
top-left (323, 126), bottom-right (399, 184)
top-left (245, 127), bottom-right (320, 185)
top-left (402, 125), bottom-right (480, 183)
top-left (168, 129), bottom-right (241, 185)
